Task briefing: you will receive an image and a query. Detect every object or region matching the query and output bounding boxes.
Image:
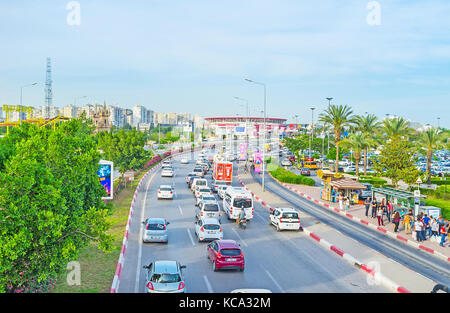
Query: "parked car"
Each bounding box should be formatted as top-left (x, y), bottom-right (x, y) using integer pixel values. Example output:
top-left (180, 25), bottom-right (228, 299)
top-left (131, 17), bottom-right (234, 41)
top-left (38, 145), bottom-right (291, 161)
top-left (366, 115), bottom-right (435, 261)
top-left (142, 218), bottom-right (170, 243)
top-left (157, 185), bottom-right (174, 200)
top-left (180, 158), bottom-right (189, 164)
top-left (207, 240), bottom-right (244, 272)
top-left (143, 260), bottom-right (186, 293)
top-left (300, 168), bottom-right (311, 176)
top-left (281, 159), bottom-right (292, 167)
top-left (269, 208), bottom-right (302, 232)
top-left (195, 218), bottom-right (223, 242)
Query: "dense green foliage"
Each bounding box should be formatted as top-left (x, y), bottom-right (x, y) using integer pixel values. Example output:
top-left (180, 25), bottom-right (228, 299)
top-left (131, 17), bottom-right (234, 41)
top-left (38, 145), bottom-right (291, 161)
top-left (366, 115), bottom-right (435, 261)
top-left (270, 166), bottom-right (316, 186)
top-left (0, 119), bottom-right (113, 293)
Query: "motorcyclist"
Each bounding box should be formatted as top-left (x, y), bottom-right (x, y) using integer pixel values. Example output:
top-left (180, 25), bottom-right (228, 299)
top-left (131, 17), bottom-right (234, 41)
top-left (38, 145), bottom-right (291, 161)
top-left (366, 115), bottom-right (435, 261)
top-left (236, 206), bottom-right (247, 225)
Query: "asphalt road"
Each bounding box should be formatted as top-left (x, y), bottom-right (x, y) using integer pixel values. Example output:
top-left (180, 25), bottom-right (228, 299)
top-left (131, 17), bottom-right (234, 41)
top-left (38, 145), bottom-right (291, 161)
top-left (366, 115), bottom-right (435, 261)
top-left (117, 151), bottom-right (388, 293)
top-left (250, 170), bottom-right (450, 287)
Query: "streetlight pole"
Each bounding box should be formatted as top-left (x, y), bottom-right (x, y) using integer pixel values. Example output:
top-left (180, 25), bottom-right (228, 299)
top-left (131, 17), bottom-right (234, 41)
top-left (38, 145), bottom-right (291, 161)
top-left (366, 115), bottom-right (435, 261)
top-left (245, 78), bottom-right (266, 192)
top-left (437, 117), bottom-right (440, 129)
top-left (19, 82), bottom-right (37, 125)
top-left (310, 107), bottom-right (315, 159)
top-left (234, 96), bottom-right (249, 148)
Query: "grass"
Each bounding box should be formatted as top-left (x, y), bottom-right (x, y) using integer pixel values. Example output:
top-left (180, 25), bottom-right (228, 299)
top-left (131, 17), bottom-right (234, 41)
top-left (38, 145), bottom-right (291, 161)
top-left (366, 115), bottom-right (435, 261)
top-left (51, 168), bottom-right (149, 293)
top-left (269, 166), bottom-right (315, 186)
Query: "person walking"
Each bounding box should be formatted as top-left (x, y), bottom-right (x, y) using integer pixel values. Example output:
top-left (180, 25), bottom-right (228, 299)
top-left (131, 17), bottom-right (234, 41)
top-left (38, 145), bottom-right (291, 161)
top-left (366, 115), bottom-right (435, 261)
top-left (439, 223), bottom-right (447, 247)
top-left (364, 197), bottom-right (371, 217)
top-left (338, 193), bottom-right (344, 211)
top-left (403, 212), bottom-right (412, 234)
top-left (371, 197), bottom-right (377, 218)
top-left (431, 218), bottom-right (439, 240)
top-left (376, 205), bottom-right (384, 226)
top-left (392, 211), bottom-right (401, 232)
top-left (344, 196), bottom-right (350, 211)
top-left (438, 216), bottom-right (445, 235)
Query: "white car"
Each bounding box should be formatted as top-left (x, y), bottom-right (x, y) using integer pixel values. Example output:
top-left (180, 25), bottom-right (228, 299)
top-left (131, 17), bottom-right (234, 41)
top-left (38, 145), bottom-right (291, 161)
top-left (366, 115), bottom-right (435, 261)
top-left (162, 160), bottom-right (171, 168)
top-left (344, 166), bottom-right (356, 173)
top-left (195, 187), bottom-right (213, 199)
top-left (217, 185), bottom-right (229, 199)
top-left (161, 167), bottom-right (174, 177)
top-left (195, 218), bottom-right (223, 242)
top-left (158, 185), bottom-right (174, 199)
top-left (196, 194), bottom-right (217, 206)
top-left (281, 159), bottom-right (292, 167)
top-left (181, 158), bottom-right (189, 164)
top-left (269, 208), bottom-right (302, 231)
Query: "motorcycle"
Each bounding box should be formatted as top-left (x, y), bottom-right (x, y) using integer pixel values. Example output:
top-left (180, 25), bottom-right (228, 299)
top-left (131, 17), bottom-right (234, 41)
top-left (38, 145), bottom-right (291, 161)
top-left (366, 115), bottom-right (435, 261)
top-left (239, 218), bottom-right (248, 229)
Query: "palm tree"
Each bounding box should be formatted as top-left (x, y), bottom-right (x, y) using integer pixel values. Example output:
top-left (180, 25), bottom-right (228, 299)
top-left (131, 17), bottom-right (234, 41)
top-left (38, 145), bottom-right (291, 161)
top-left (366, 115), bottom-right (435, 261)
top-left (319, 104), bottom-right (356, 172)
top-left (339, 133), bottom-right (369, 176)
top-left (382, 117), bottom-right (412, 140)
top-left (355, 114), bottom-right (381, 175)
top-left (417, 127), bottom-right (442, 184)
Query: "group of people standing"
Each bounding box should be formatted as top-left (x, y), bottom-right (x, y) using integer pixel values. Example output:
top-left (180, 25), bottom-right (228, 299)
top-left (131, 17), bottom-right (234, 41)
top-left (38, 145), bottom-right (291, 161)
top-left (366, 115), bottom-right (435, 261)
top-left (363, 196), bottom-right (450, 247)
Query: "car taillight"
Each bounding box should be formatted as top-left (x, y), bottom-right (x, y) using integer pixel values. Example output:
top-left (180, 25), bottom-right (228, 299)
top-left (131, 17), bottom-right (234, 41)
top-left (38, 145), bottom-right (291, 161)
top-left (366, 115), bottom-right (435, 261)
top-left (217, 252), bottom-right (222, 259)
top-left (178, 282), bottom-right (185, 290)
top-left (146, 224), bottom-right (149, 230)
top-left (219, 227), bottom-right (222, 232)
top-left (146, 282), bottom-right (154, 290)
top-left (200, 226), bottom-right (204, 232)
top-left (280, 218), bottom-right (284, 223)
top-left (170, 191), bottom-right (173, 194)
top-left (240, 252), bottom-right (244, 258)
top-left (201, 212), bottom-right (203, 216)
top-left (158, 190), bottom-right (161, 193)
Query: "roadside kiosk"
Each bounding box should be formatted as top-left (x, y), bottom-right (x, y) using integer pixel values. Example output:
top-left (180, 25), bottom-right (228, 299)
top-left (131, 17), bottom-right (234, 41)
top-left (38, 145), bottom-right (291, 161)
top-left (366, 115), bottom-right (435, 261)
top-left (318, 170), bottom-right (367, 204)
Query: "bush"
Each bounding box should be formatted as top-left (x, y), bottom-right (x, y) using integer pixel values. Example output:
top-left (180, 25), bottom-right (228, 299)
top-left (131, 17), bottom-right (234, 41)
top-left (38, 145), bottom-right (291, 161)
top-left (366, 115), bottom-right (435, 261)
top-left (270, 166), bottom-right (315, 186)
top-left (358, 177), bottom-right (388, 187)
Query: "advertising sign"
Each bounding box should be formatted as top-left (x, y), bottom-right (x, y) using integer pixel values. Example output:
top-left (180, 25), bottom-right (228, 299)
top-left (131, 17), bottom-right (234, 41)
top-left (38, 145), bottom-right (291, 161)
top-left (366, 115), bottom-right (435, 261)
top-left (235, 126), bottom-right (245, 133)
top-left (254, 151), bottom-right (262, 173)
top-left (98, 160), bottom-right (114, 200)
top-left (239, 142), bottom-right (248, 160)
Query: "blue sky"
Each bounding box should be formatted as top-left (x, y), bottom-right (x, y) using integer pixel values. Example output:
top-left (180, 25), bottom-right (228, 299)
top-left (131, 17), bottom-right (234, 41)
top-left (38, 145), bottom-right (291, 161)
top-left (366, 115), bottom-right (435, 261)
top-left (0, 0), bottom-right (449, 126)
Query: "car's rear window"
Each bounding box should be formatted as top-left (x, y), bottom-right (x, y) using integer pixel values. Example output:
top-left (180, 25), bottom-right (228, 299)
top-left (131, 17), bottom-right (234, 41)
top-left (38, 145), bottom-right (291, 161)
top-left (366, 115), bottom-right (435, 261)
top-left (204, 224), bottom-right (220, 230)
top-left (204, 204), bottom-right (219, 212)
top-left (220, 248), bottom-right (241, 256)
top-left (147, 223), bottom-right (165, 231)
top-left (160, 187), bottom-right (172, 191)
top-left (282, 212), bottom-right (298, 219)
top-left (151, 273), bottom-right (180, 283)
top-left (200, 188), bottom-right (211, 193)
top-left (202, 196), bottom-right (215, 201)
top-left (196, 180), bottom-right (206, 185)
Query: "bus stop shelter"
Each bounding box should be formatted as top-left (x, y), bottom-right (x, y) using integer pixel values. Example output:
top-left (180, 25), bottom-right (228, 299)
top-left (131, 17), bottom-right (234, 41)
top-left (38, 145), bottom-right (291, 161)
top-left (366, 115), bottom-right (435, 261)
top-left (371, 187), bottom-right (427, 217)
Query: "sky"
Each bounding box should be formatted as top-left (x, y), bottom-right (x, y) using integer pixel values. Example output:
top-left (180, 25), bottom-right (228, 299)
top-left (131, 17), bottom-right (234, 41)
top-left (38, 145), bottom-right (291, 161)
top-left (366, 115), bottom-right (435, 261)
top-left (0, 0), bottom-right (449, 127)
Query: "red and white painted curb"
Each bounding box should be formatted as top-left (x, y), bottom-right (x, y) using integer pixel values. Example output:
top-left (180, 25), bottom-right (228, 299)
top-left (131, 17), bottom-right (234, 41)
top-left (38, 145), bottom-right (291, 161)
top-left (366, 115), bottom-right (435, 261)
top-left (237, 170), bottom-right (411, 293)
top-left (271, 177), bottom-right (450, 263)
top-left (110, 146), bottom-right (208, 293)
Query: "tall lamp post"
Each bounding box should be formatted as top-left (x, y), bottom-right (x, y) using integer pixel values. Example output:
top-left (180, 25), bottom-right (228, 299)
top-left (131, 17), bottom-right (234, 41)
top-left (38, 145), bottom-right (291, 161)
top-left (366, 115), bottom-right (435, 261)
top-left (234, 96), bottom-right (249, 147)
top-left (245, 78), bottom-right (266, 192)
top-left (309, 107), bottom-right (315, 159)
top-left (19, 82), bottom-right (37, 125)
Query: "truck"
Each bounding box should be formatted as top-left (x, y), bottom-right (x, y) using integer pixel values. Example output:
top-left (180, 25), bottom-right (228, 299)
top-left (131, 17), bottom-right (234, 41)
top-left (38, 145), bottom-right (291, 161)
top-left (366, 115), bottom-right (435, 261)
top-left (212, 154), bottom-right (233, 191)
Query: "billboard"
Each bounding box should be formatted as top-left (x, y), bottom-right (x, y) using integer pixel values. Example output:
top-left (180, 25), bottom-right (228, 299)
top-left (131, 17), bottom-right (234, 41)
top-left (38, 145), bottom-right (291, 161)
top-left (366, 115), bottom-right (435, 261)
top-left (239, 142), bottom-right (248, 160)
top-left (98, 160), bottom-right (114, 200)
top-left (235, 126), bottom-right (245, 133)
top-left (254, 151), bottom-right (262, 173)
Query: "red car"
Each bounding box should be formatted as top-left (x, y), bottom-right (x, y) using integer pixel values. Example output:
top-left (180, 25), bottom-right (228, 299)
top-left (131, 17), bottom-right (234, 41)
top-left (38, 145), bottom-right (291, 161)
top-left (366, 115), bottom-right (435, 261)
top-left (207, 240), bottom-right (244, 272)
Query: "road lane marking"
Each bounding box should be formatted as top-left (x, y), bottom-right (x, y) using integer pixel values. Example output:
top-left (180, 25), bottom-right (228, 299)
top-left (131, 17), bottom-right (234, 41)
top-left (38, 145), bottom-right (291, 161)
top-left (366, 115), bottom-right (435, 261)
top-left (134, 169), bottom-right (158, 293)
top-left (178, 205), bottom-right (183, 216)
top-left (203, 275), bottom-right (214, 293)
top-left (231, 228), bottom-right (248, 247)
top-left (262, 267), bottom-right (285, 293)
top-left (187, 228), bottom-right (196, 246)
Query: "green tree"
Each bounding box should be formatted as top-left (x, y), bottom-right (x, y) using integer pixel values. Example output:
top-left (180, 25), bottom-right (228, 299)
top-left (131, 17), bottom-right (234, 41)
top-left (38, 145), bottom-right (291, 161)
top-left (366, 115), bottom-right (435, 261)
top-left (382, 117), bottom-right (412, 141)
top-left (340, 133), bottom-right (370, 176)
top-left (318, 104), bottom-right (357, 172)
top-left (372, 138), bottom-right (420, 188)
top-left (355, 114), bottom-right (381, 175)
top-left (0, 119), bottom-right (112, 293)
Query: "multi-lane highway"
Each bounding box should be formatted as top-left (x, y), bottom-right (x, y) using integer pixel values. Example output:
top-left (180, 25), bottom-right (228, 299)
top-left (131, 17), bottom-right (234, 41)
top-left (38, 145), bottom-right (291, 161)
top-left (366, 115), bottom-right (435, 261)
top-left (116, 150), bottom-right (388, 293)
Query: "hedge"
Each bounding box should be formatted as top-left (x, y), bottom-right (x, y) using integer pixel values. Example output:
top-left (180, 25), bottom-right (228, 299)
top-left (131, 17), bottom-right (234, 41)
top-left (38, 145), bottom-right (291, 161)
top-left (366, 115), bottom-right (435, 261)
top-left (270, 166), bottom-right (316, 186)
top-left (358, 177), bottom-right (388, 187)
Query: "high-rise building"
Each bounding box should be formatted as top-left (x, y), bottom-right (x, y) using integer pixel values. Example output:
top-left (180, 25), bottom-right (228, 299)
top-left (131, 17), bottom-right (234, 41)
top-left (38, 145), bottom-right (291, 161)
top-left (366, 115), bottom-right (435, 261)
top-left (108, 106), bottom-right (125, 128)
top-left (132, 105), bottom-right (148, 126)
top-left (61, 105), bottom-right (78, 118)
top-left (146, 109), bottom-right (154, 127)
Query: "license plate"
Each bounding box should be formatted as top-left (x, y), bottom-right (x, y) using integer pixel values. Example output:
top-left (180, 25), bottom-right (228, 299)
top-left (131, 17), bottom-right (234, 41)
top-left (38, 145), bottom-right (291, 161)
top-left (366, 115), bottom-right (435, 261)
top-left (151, 236), bottom-right (159, 239)
top-left (207, 213), bottom-right (215, 217)
top-left (207, 231), bottom-right (215, 234)
top-left (227, 258), bottom-right (236, 262)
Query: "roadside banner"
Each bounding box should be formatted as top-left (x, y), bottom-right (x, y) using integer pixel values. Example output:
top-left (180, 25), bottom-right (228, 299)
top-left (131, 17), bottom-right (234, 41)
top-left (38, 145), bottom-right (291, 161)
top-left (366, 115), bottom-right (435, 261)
top-left (239, 142), bottom-right (248, 160)
top-left (254, 151), bottom-right (262, 173)
top-left (98, 160), bottom-right (114, 200)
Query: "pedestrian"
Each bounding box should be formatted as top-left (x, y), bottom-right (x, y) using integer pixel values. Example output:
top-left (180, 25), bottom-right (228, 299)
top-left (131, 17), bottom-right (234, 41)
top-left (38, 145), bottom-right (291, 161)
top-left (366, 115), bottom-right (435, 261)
top-left (439, 223), bottom-right (447, 247)
top-left (392, 211), bottom-right (401, 232)
top-left (338, 193), bottom-right (344, 211)
top-left (364, 197), bottom-right (371, 217)
top-left (344, 196), bottom-right (350, 211)
top-left (403, 212), bottom-right (412, 234)
top-left (431, 218), bottom-right (439, 240)
top-left (415, 217), bottom-right (424, 242)
top-left (386, 200), bottom-right (393, 223)
top-left (438, 216), bottom-right (445, 235)
top-left (371, 197), bottom-right (377, 218)
top-left (380, 198), bottom-right (387, 221)
top-left (422, 214), bottom-right (431, 238)
top-left (376, 206), bottom-right (384, 226)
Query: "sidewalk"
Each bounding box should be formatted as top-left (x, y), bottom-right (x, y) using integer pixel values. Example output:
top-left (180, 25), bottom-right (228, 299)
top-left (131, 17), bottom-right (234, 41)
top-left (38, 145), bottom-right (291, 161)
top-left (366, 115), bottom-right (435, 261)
top-left (276, 175), bottom-right (450, 263)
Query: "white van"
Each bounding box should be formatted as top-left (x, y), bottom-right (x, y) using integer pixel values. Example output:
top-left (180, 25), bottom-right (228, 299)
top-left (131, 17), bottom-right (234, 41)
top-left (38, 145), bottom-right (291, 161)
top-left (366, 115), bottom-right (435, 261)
top-left (223, 187), bottom-right (253, 220)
